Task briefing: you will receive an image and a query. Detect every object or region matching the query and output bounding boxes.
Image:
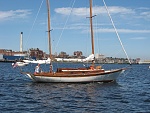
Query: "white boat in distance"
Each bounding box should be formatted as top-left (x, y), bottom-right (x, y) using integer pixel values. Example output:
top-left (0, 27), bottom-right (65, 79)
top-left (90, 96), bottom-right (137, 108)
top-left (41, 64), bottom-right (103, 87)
top-left (23, 58), bottom-right (51, 64)
top-left (12, 61), bottom-right (29, 67)
top-left (21, 0), bottom-right (130, 83)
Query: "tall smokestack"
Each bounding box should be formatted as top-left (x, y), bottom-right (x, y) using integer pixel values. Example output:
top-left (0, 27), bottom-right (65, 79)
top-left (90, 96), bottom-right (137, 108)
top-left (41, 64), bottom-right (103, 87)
top-left (20, 32), bottom-right (23, 52)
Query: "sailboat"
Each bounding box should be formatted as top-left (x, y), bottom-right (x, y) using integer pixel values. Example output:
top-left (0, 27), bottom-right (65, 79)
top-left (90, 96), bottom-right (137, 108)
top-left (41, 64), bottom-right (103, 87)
top-left (21, 0), bottom-right (130, 83)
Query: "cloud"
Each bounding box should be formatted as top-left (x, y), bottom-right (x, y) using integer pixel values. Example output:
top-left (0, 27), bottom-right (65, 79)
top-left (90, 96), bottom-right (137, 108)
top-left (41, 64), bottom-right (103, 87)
top-left (130, 37), bottom-right (147, 40)
top-left (54, 6), bottom-right (150, 35)
top-left (55, 6), bottom-right (135, 16)
top-left (54, 23), bottom-right (150, 34)
top-left (54, 6), bottom-right (150, 23)
top-left (96, 28), bottom-right (150, 33)
top-left (81, 28), bottom-right (150, 34)
top-left (0, 9), bottom-right (31, 21)
top-left (137, 7), bottom-right (150, 10)
top-left (55, 7), bottom-right (88, 16)
top-left (140, 11), bottom-right (150, 19)
top-left (132, 7), bottom-right (150, 20)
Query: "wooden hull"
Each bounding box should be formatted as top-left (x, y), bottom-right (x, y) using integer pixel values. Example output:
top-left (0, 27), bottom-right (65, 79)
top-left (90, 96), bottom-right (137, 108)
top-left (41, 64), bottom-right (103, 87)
top-left (23, 69), bottom-right (124, 83)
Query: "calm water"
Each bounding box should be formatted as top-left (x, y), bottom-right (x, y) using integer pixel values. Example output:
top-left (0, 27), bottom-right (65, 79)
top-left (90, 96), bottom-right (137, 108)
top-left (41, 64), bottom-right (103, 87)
top-left (0, 62), bottom-right (150, 113)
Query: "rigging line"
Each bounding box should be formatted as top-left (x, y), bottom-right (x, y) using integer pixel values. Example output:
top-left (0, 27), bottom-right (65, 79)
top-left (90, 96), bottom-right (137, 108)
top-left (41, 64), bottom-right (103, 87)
top-left (24, 0), bottom-right (44, 48)
top-left (102, 0), bottom-right (131, 65)
top-left (54, 0), bottom-right (76, 53)
top-left (84, 3), bottom-right (90, 67)
top-left (95, 14), bottom-right (101, 55)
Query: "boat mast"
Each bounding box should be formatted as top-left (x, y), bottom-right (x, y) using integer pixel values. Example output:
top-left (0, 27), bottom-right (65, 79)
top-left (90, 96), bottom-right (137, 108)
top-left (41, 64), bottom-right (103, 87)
top-left (89, 0), bottom-right (95, 66)
top-left (46, 0), bottom-right (53, 72)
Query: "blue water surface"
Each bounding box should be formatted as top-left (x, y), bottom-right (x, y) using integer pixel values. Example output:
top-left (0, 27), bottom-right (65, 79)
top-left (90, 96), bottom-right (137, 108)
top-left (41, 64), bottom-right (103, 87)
top-left (0, 63), bottom-right (150, 113)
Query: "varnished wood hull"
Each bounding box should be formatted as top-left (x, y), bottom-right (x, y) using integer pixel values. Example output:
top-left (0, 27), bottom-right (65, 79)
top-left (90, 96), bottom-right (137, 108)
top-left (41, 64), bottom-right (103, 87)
top-left (23, 69), bottom-right (124, 83)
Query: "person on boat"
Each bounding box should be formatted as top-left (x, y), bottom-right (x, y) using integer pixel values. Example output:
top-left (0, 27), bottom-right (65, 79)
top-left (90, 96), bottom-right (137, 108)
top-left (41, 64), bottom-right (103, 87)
top-left (89, 65), bottom-right (94, 70)
top-left (34, 63), bottom-right (42, 74)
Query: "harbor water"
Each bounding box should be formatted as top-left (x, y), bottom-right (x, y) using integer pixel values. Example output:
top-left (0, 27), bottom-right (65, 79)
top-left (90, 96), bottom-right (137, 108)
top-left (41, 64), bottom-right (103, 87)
top-left (0, 63), bottom-right (150, 113)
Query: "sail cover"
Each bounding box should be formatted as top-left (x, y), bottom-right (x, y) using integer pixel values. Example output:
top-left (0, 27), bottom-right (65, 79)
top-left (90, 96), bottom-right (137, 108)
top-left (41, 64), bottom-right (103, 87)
top-left (83, 54), bottom-right (94, 62)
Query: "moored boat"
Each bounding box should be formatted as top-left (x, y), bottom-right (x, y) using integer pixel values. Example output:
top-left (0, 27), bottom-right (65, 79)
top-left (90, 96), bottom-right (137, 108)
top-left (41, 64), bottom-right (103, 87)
top-left (12, 61), bottom-right (29, 67)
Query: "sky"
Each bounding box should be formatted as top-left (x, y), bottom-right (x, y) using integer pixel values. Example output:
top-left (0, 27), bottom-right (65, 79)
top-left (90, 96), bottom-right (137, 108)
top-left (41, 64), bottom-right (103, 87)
top-left (0, 0), bottom-right (150, 60)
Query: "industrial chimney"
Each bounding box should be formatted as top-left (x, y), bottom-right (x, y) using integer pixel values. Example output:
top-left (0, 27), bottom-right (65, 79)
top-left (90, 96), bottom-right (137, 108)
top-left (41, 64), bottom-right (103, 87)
top-left (20, 32), bottom-right (23, 52)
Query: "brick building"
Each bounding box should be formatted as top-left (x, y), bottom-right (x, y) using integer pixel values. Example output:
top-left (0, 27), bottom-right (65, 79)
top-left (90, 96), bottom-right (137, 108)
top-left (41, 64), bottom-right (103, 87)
top-left (29, 48), bottom-right (44, 60)
top-left (57, 51), bottom-right (69, 58)
top-left (74, 51), bottom-right (82, 58)
top-left (0, 49), bottom-right (27, 56)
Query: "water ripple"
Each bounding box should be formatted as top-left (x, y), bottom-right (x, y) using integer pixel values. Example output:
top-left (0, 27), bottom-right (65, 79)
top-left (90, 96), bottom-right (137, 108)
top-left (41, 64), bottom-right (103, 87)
top-left (0, 63), bottom-right (150, 112)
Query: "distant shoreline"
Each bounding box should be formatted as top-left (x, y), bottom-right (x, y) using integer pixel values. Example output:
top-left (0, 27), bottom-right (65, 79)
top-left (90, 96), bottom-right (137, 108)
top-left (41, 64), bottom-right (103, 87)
top-left (0, 60), bottom-right (141, 64)
top-left (0, 60), bottom-right (14, 63)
